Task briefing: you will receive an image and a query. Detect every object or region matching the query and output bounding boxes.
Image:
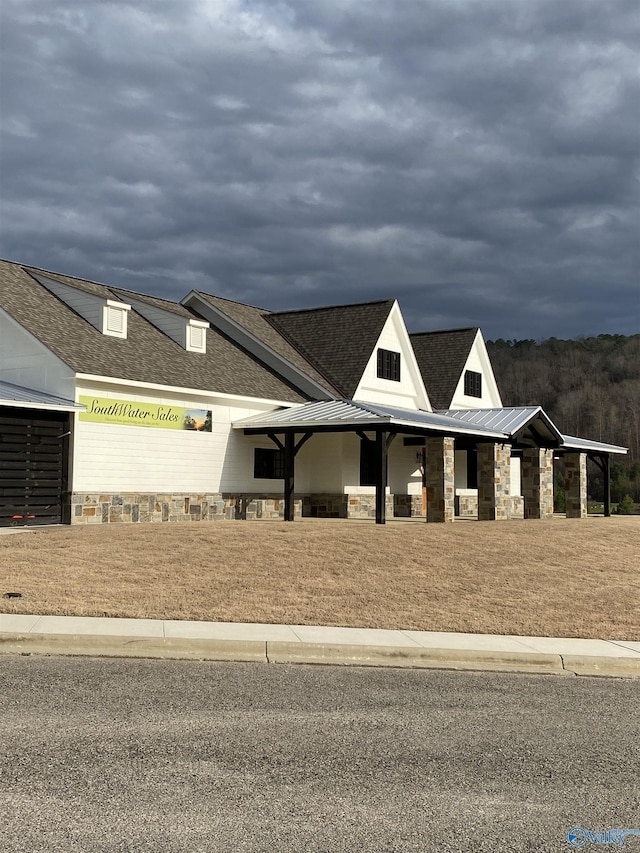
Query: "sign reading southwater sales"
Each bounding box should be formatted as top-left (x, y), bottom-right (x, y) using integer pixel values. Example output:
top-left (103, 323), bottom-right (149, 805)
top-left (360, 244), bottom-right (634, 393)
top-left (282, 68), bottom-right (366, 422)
top-left (79, 396), bottom-right (212, 431)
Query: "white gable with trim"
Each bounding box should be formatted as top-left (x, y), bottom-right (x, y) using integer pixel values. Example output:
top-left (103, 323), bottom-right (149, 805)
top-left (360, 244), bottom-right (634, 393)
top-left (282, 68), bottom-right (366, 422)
top-left (353, 301), bottom-right (431, 411)
top-left (449, 329), bottom-right (502, 410)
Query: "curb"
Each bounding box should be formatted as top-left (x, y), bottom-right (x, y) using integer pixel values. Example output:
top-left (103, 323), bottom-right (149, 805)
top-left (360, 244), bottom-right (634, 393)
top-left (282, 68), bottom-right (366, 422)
top-left (561, 654), bottom-right (640, 678)
top-left (266, 641), bottom-right (568, 674)
top-left (0, 633), bottom-right (267, 662)
top-left (3, 631), bottom-right (638, 678)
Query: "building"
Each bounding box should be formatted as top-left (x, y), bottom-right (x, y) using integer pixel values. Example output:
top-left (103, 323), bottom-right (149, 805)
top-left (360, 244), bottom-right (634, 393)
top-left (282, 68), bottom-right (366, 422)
top-left (0, 259), bottom-right (627, 527)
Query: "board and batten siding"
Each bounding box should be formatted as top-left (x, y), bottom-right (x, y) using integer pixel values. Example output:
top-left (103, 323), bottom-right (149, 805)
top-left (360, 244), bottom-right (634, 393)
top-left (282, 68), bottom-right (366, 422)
top-left (72, 383), bottom-right (282, 493)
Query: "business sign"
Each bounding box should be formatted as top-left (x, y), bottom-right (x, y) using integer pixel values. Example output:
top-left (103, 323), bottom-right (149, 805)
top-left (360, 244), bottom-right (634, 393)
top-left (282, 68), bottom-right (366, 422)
top-left (79, 396), bottom-right (212, 431)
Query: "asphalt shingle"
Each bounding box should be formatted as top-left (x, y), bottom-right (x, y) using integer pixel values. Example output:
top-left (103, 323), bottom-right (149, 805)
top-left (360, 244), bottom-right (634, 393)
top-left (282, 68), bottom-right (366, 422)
top-left (0, 260), bottom-right (307, 403)
top-left (410, 328), bottom-right (478, 409)
top-left (268, 300), bottom-right (395, 398)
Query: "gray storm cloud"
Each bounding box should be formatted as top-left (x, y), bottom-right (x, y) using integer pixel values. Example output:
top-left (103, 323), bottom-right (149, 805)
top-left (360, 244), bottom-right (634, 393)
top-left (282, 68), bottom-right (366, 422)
top-left (0, 0), bottom-right (637, 339)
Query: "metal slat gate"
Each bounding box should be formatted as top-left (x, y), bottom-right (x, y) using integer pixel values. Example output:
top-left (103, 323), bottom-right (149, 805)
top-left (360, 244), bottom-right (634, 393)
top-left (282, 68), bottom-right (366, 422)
top-left (0, 408), bottom-right (69, 527)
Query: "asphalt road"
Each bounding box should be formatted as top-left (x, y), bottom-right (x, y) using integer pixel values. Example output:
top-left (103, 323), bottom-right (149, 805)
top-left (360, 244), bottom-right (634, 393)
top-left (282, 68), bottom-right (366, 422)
top-left (0, 657), bottom-right (638, 853)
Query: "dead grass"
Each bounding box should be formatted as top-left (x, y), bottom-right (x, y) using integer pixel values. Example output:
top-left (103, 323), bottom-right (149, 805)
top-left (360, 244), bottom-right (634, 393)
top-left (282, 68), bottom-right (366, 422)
top-left (1, 517), bottom-right (638, 640)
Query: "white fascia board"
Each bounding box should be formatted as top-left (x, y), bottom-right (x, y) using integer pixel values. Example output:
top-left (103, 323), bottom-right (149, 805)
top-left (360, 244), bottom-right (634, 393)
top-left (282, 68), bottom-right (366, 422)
top-left (181, 291), bottom-right (337, 401)
top-left (353, 301), bottom-right (432, 410)
top-left (73, 372), bottom-right (301, 409)
top-left (561, 436), bottom-right (628, 455)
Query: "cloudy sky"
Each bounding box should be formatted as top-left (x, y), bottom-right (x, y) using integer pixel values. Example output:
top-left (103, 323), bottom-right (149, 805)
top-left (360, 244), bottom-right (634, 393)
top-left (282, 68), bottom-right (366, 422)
top-left (0, 0), bottom-right (638, 340)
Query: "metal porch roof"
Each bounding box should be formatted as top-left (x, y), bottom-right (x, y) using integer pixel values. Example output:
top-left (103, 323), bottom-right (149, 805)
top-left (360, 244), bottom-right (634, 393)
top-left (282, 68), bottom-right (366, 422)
top-left (0, 380), bottom-right (85, 412)
top-left (436, 406), bottom-right (564, 442)
top-left (235, 401), bottom-right (629, 455)
top-left (559, 435), bottom-right (628, 455)
top-left (234, 399), bottom-right (509, 439)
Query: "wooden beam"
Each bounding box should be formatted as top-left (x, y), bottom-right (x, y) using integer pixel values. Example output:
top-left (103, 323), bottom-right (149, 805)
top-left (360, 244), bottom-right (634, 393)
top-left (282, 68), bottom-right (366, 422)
top-left (267, 432), bottom-right (284, 451)
top-left (294, 432), bottom-right (313, 455)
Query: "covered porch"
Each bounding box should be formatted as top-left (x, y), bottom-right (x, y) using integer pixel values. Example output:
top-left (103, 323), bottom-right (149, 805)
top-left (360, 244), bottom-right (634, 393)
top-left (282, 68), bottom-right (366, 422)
top-left (234, 400), bottom-right (626, 524)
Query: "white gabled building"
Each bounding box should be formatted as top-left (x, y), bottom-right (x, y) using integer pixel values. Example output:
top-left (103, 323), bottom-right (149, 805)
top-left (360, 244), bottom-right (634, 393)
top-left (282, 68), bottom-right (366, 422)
top-left (0, 259), bottom-right (626, 527)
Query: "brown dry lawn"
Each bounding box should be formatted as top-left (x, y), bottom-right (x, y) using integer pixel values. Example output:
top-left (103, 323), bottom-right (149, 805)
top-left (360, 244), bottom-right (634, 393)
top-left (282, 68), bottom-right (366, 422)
top-left (1, 517), bottom-right (638, 640)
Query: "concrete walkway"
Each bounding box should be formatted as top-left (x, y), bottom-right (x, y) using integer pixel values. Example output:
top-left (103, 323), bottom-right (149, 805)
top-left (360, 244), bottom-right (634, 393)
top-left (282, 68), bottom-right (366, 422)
top-left (1, 613), bottom-right (639, 678)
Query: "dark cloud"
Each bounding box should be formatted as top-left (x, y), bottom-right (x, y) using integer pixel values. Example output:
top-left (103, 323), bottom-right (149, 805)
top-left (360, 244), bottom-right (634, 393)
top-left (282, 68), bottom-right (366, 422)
top-left (0, 0), bottom-right (638, 340)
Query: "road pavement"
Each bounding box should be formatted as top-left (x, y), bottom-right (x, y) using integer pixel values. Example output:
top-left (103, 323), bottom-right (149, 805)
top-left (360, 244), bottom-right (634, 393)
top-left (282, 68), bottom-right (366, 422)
top-left (1, 656), bottom-right (638, 852)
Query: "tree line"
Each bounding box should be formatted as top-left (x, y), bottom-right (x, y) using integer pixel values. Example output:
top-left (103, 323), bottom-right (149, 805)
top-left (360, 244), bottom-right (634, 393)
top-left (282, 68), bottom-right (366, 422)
top-left (486, 334), bottom-right (640, 503)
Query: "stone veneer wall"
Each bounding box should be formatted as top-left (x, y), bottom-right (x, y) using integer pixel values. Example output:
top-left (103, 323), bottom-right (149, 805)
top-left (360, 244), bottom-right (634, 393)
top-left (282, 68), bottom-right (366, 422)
top-left (521, 448), bottom-right (554, 519)
top-left (477, 443), bottom-right (512, 521)
top-left (455, 493), bottom-right (523, 520)
top-left (346, 494), bottom-right (395, 520)
top-left (393, 494), bottom-right (423, 518)
top-left (302, 494), bottom-right (348, 518)
top-left (71, 492), bottom-right (302, 523)
top-left (425, 436), bottom-right (456, 523)
top-left (565, 452), bottom-right (587, 518)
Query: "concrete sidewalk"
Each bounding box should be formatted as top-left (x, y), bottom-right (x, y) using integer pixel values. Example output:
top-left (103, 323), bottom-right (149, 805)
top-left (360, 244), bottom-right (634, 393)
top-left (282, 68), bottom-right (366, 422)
top-left (1, 613), bottom-right (639, 677)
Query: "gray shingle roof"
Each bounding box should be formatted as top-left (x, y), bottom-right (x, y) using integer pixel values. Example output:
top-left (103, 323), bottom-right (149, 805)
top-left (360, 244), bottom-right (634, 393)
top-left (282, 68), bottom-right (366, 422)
top-left (0, 260), bottom-right (307, 403)
top-left (268, 300), bottom-right (395, 398)
top-left (190, 292), bottom-right (341, 396)
top-left (410, 328), bottom-right (478, 409)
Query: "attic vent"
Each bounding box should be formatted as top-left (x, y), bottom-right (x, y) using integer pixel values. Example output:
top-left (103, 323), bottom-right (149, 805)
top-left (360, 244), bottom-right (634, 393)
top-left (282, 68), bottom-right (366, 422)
top-left (186, 320), bottom-right (208, 353)
top-left (107, 306), bottom-right (124, 333)
top-left (102, 300), bottom-right (131, 339)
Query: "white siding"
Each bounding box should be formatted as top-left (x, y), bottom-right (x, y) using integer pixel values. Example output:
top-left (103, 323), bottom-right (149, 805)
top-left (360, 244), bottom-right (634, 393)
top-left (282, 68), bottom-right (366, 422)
top-left (449, 330), bottom-right (503, 409)
top-left (73, 381), bottom-right (279, 493)
top-left (455, 449), bottom-right (468, 490)
top-left (295, 432), bottom-right (343, 493)
top-left (389, 440), bottom-right (423, 495)
top-left (353, 302), bottom-right (431, 410)
top-left (0, 308), bottom-right (74, 398)
top-left (510, 454), bottom-right (522, 497)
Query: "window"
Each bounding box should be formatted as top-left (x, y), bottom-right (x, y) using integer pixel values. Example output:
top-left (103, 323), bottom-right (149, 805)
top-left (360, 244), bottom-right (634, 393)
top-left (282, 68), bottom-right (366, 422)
top-left (360, 437), bottom-right (387, 486)
top-left (254, 448), bottom-right (284, 479)
top-left (464, 370), bottom-right (482, 398)
top-left (377, 348), bottom-right (401, 382)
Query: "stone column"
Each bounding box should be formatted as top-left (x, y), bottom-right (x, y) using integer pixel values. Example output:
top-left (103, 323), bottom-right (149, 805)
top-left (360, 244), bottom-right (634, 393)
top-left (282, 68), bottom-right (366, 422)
top-left (477, 443), bottom-right (511, 520)
top-left (522, 448), bottom-right (554, 519)
top-left (565, 452), bottom-right (587, 518)
top-left (425, 436), bottom-right (455, 523)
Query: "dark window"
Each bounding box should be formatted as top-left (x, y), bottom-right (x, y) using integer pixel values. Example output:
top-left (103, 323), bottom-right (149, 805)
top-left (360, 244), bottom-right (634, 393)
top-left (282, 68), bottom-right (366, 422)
top-left (377, 348), bottom-right (401, 382)
top-left (360, 437), bottom-right (387, 486)
top-left (466, 449), bottom-right (478, 489)
top-left (360, 438), bottom-right (377, 486)
top-left (464, 370), bottom-right (482, 398)
top-left (254, 448), bottom-right (284, 479)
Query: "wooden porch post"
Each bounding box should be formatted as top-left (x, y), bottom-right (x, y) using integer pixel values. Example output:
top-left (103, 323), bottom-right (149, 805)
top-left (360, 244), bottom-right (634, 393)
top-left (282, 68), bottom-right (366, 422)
top-left (283, 431), bottom-right (295, 522)
top-left (375, 430), bottom-right (388, 525)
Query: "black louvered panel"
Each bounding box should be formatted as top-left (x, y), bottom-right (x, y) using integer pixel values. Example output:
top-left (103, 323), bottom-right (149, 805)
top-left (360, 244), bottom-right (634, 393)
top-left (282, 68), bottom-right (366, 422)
top-left (0, 410), bottom-right (68, 527)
